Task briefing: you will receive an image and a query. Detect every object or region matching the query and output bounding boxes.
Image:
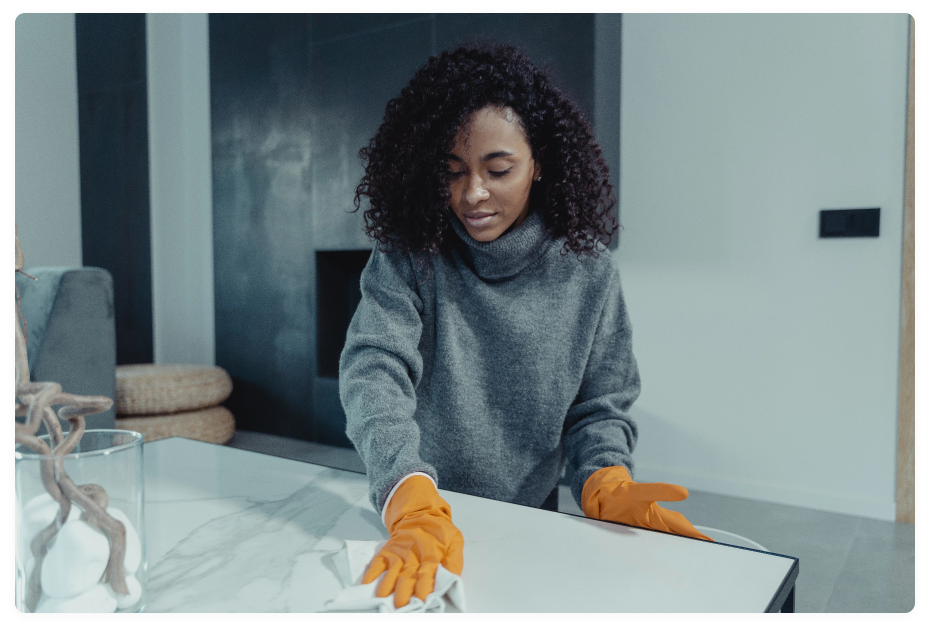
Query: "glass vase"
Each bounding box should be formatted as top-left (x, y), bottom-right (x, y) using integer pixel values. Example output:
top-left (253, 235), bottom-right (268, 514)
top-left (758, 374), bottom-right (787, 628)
top-left (15, 429), bottom-right (146, 613)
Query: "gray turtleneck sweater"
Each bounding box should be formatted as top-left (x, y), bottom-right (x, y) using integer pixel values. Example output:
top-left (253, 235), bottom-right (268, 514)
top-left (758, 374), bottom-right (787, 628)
top-left (339, 211), bottom-right (640, 512)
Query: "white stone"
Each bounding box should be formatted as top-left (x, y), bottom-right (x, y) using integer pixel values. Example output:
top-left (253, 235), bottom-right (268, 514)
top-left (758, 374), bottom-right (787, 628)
top-left (41, 520), bottom-right (109, 599)
top-left (20, 496), bottom-right (57, 587)
top-left (106, 575), bottom-right (143, 610)
top-left (22, 493), bottom-right (82, 543)
top-left (107, 507), bottom-right (143, 573)
top-left (35, 584), bottom-right (118, 613)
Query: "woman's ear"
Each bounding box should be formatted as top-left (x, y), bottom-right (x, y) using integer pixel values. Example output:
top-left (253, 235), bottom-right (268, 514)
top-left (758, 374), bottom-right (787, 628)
top-left (534, 145), bottom-right (547, 181)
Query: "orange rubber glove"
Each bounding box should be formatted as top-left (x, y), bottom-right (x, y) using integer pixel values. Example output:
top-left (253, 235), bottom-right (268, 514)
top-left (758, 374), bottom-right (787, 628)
top-left (581, 466), bottom-right (714, 542)
top-left (362, 475), bottom-right (465, 609)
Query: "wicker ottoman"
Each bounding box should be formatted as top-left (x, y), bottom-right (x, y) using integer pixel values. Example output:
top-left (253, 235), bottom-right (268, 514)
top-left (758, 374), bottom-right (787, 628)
top-left (115, 364), bottom-right (235, 444)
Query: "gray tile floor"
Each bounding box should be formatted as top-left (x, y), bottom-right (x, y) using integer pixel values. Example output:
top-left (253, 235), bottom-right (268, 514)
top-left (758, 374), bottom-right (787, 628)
top-left (226, 430), bottom-right (914, 613)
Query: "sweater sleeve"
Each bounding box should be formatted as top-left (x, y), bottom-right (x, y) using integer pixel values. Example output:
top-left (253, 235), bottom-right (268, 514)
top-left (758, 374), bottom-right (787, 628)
top-left (563, 264), bottom-right (641, 509)
top-left (338, 248), bottom-right (437, 512)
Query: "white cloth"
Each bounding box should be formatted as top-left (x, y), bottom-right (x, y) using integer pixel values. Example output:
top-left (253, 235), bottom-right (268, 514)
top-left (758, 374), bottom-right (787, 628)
top-left (323, 540), bottom-right (466, 613)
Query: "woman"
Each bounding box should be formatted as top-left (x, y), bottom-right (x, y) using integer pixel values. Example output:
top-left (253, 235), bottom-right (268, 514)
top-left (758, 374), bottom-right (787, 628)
top-left (339, 42), bottom-right (710, 610)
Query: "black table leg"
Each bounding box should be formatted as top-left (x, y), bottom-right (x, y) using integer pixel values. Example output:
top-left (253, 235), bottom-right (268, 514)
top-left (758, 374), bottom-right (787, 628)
top-left (780, 585), bottom-right (795, 613)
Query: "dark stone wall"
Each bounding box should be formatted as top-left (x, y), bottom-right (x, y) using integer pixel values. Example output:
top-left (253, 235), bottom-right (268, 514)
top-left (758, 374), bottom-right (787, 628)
top-left (434, 14), bottom-right (595, 119)
top-left (210, 14), bottom-right (315, 441)
top-left (210, 14), bottom-right (597, 445)
top-left (75, 14), bottom-right (153, 365)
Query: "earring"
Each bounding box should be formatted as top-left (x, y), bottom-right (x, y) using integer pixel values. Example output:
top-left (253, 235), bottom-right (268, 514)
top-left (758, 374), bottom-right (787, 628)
top-left (536, 175), bottom-right (542, 182)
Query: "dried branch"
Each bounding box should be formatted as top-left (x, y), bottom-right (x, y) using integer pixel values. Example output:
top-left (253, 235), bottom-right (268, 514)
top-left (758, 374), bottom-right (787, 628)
top-left (15, 225), bottom-right (127, 611)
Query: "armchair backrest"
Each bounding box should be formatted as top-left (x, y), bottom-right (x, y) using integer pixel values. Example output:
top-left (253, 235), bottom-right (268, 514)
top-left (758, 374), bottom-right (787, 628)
top-left (16, 267), bottom-right (116, 430)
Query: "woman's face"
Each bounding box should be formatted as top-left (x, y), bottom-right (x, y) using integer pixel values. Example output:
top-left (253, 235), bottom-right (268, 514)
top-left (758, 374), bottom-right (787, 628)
top-left (447, 105), bottom-right (540, 242)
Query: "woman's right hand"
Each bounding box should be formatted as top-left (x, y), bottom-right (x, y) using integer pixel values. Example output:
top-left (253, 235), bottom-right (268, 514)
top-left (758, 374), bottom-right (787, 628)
top-left (362, 475), bottom-right (465, 609)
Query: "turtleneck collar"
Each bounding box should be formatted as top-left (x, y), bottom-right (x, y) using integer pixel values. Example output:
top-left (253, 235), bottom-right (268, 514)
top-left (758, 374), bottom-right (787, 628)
top-left (449, 210), bottom-right (554, 280)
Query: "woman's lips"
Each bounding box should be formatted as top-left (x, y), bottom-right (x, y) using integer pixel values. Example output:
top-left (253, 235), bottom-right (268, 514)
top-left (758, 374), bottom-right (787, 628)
top-left (463, 213), bottom-right (496, 228)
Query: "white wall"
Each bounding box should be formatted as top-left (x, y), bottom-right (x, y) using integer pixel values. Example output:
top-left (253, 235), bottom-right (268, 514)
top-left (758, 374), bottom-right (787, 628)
top-left (15, 13), bottom-right (83, 268)
top-left (594, 12), bottom-right (622, 236)
top-left (147, 14), bottom-right (216, 365)
top-left (617, 14), bottom-right (909, 520)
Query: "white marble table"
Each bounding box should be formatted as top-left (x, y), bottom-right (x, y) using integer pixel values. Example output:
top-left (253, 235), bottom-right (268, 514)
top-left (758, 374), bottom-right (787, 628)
top-left (143, 438), bottom-right (798, 612)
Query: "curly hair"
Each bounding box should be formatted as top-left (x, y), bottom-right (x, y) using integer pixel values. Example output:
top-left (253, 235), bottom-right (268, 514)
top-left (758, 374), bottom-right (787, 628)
top-left (353, 42), bottom-right (617, 258)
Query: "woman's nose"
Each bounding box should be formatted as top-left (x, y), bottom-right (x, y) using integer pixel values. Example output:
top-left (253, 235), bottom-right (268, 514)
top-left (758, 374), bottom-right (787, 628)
top-left (465, 176), bottom-right (490, 204)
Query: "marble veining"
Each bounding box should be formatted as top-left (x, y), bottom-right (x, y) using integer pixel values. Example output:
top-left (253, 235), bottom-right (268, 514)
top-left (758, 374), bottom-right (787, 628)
top-left (142, 439), bottom-right (797, 613)
top-left (146, 466), bottom-right (382, 612)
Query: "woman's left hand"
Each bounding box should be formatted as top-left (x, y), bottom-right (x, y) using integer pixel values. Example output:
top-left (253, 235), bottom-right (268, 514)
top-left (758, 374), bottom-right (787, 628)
top-left (581, 466), bottom-right (713, 541)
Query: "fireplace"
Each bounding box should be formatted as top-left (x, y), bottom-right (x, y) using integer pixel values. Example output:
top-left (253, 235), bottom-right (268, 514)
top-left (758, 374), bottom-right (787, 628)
top-left (313, 249), bottom-right (372, 446)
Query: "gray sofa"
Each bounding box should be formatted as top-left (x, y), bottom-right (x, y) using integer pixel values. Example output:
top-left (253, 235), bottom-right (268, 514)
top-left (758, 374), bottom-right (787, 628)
top-left (16, 267), bottom-right (116, 430)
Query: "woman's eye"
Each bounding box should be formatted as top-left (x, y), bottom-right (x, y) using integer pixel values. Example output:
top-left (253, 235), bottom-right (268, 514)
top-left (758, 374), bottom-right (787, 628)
top-left (447, 168), bottom-right (510, 178)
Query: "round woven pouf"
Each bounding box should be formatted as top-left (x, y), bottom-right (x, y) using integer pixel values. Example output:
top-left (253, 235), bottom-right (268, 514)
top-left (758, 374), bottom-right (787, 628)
top-left (116, 364), bottom-right (233, 416)
top-left (116, 405), bottom-right (235, 445)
